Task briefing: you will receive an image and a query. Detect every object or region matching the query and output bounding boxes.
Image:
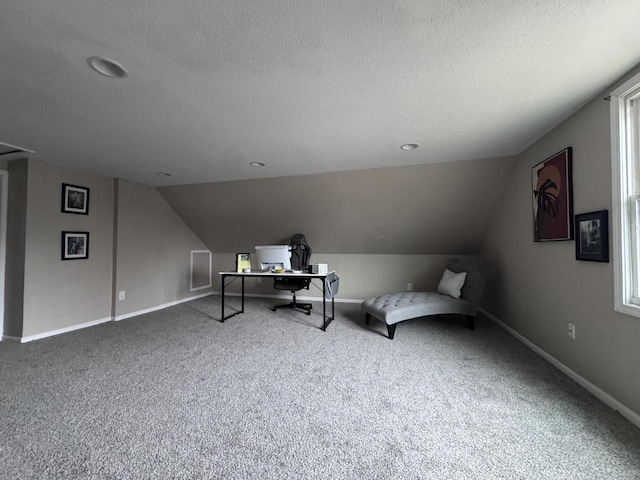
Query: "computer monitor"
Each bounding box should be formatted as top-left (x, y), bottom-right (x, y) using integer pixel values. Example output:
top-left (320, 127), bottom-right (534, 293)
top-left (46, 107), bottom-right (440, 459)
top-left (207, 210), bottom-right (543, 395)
top-left (254, 245), bottom-right (291, 271)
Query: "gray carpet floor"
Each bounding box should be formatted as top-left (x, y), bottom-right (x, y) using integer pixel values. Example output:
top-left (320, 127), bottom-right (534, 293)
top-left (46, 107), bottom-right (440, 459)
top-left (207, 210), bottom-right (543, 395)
top-left (1, 296), bottom-right (639, 479)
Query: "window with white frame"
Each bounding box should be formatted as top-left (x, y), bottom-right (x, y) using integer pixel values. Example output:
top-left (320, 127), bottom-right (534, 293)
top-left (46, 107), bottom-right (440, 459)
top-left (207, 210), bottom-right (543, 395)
top-left (611, 70), bottom-right (640, 317)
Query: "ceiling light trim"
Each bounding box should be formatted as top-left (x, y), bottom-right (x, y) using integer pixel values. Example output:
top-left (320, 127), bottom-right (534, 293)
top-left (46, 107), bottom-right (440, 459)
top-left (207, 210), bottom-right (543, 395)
top-left (87, 56), bottom-right (129, 79)
top-left (400, 143), bottom-right (420, 151)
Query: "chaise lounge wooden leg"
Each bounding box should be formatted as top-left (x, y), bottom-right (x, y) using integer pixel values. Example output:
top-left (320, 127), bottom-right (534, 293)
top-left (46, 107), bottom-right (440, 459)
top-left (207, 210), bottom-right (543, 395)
top-left (386, 323), bottom-right (396, 340)
top-left (466, 315), bottom-right (475, 331)
top-left (365, 313), bottom-right (371, 325)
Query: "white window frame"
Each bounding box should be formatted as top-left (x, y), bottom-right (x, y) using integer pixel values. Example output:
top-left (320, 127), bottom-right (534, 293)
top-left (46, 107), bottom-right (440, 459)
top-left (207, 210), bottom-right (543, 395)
top-left (611, 70), bottom-right (640, 317)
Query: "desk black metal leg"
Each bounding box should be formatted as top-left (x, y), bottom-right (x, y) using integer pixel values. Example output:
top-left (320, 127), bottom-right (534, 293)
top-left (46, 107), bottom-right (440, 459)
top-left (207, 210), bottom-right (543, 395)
top-left (241, 276), bottom-right (245, 313)
top-left (322, 297), bottom-right (326, 331)
top-left (221, 275), bottom-right (226, 322)
top-left (321, 276), bottom-right (334, 331)
top-left (221, 274), bottom-right (244, 322)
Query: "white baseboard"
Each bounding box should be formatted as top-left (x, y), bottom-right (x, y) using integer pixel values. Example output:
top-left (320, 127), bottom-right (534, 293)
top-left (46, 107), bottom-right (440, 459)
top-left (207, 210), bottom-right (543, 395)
top-left (479, 308), bottom-right (640, 430)
top-left (11, 292), bottom-right (215, 342)
top-left (115, 291), bottom-right (213, 321)
top-left (19, 317), bottom-right (113, 343)
top-left (212, 291), bottom-right (364, 304)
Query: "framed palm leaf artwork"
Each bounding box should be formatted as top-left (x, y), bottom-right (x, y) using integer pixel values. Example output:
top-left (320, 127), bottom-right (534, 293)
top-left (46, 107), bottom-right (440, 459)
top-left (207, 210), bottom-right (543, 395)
top-left (532, 147), bottom-right (573, 242)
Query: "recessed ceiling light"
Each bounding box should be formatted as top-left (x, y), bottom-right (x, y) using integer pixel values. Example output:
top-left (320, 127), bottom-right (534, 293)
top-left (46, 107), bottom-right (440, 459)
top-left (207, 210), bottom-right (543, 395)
top-left (400, 143), bottom-right (420, 151)
top-left (87, 56), bottom-right (129, 79)
top-left (250, 162), bottom-right (266, 167)
top-left (155, 171), bottom-right (171, 177)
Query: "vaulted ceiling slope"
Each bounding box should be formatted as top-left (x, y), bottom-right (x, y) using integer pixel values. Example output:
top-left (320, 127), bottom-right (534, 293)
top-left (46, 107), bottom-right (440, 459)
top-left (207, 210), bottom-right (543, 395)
top-left (158, 157), bottom-right (516, 254)
top-left (1, 1), bottom-right (640, 187)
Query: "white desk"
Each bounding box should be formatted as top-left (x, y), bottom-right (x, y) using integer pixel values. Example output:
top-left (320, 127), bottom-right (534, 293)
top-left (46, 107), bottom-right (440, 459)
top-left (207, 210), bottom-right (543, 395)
top-left (219, 270), bottom-right (337, 331)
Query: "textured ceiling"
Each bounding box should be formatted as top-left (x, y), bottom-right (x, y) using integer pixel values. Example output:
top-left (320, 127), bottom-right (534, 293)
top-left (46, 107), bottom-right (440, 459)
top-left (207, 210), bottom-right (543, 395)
top-left (1, 1), bottom-right (640, 186)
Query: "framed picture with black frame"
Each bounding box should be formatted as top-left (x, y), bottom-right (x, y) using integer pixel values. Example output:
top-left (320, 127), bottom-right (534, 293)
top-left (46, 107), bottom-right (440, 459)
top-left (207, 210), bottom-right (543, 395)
top-left (61, 231), bottom-right (89, 260)
top-left (61, 183), bottom-right (90, 215)
top-left (532, 147), bottom-right (573, 242)
top-left (575, 210), bottom-right (608, 262)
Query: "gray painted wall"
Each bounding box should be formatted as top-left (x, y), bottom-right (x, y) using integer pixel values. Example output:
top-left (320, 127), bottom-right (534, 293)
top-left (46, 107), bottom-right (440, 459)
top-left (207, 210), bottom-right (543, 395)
top-left (4, 160), bottom-right (212, 339)
top-left (114, 179), bottom-right (211, 318)
top-left (480, 78), bottom-right (640, 415)
top-left (213, 252), bottom-right (467, 301)
top-left (21, 159), bottom-right (114, 337)
top-left (5, 160), bottom-right (27, 337)
top-left (159, 157), bottom-right (514, 300)
top-left (158, 157), bottom-right (516, 255)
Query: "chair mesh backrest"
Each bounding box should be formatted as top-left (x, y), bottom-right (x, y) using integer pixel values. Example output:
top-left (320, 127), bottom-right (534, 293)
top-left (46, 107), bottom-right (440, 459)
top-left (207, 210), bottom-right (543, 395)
top-left (289, 233), bottom-right (312, 270)
top-left (273, 234), bottom-right (312, 292)
top-left (445, 257), bottom-right (489, 311)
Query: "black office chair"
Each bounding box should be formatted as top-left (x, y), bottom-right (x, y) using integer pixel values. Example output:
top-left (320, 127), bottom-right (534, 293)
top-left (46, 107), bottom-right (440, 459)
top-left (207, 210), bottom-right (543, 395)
top-left (272, 233), bottom-right (313, 315)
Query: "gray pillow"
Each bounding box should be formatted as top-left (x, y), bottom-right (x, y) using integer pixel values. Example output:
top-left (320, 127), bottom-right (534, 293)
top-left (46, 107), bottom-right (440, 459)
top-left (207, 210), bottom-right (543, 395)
top-left (437, 269), bottom-right (467, 298)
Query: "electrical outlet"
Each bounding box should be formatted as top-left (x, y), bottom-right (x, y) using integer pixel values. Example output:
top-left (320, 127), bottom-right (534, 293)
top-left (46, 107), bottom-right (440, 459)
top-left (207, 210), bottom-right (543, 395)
top-left (257, 277), bottom-right (262, 284)
top-left (568, 323), bottom-right (575, 339)
top-left (118, 291), bottom-right (125, 301)
top-left (407, 283), bottom-right (413, 291)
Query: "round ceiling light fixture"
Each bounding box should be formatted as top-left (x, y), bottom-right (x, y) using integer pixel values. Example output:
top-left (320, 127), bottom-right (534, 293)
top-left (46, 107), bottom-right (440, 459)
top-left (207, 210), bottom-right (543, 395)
top-left (87, 56), bottom-right (129, 79)
top-left (400, 143), bottom-right (420, 151)
top-left (250, 161), bottom-right (266, 167)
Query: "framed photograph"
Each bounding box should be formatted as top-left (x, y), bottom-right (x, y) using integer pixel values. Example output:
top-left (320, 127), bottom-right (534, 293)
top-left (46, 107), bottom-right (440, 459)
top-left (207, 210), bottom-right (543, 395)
top-left (61, 231), bottom-right (89, 260)
top-left (575, 210), bottom-right (609, 262)
top-left (532, 147), bottom-right (573, 241)
top-left (236, 253), bottom-right (251, 272)
top-left (61, 183), bottom-right (90, 215)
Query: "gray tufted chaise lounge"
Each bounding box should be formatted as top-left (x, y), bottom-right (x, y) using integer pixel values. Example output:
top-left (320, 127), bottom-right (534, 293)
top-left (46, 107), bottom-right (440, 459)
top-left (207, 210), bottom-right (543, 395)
top-left (361, 257), bottom-right (488, 339)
